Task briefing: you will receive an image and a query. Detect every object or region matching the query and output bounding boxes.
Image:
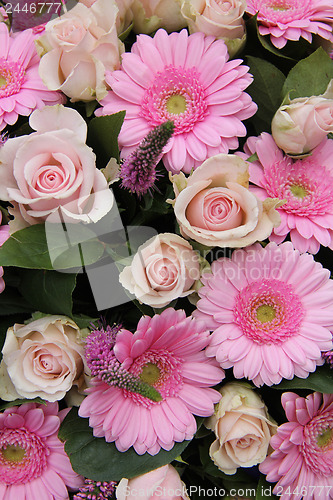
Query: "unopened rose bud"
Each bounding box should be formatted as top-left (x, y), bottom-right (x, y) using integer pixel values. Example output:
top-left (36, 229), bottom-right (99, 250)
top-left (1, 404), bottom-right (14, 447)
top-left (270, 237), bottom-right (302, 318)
top-left (271, 80), bottom-right (333, 156)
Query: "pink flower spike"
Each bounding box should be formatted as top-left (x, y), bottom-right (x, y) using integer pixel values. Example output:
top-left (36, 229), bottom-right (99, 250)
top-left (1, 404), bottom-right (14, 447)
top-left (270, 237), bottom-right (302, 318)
top-left (0, 402), bottom-right (83, 499)
top-left (96, 29), bottom-right (257, 174)
top-left (0, 24), bottom-right (65, 131)
top-left (79, 308), bottom-right (225, 455)
top-left (241, 133), bottom-right (333, 254)
top-left (260, 392), bottom-right (333, 500)
top-left (194, 241), bottom-right (333, 387)
top-left (246, 0), bottom-right (333, 48)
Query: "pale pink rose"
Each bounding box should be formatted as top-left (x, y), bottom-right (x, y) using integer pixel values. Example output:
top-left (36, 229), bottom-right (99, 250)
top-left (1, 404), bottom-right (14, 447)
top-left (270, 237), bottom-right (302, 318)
top-left (271, 80), bottom-right (333, 155)
top-left (131, 0), bottom-right (187, 34)
top-left (119, 233), bottom-right (200, 308)
top-left (181, 0), bottom-right (246, 56)
top-left (116, 465), bottom-right (190, 500)
top-left (0, 315), bottom-right (88, 402)
top-left (0, 105), bottom-right (114, 231)
top-left (206, 382), bottom-right (277, 475)
top-left (36, 0), bottom-right (124, 101)
top-left (170, 154), bottom-right (281, 248)
top-left (78, 0), bottom-right (134, 35)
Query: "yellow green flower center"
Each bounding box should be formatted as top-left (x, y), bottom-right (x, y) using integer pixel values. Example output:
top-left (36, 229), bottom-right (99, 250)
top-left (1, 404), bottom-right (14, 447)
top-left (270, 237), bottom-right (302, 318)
top-left (166, 95), bottom-right (187, 115)
top-left (317, 427), bottom-right (332, 447)
top-left (140, 362), bottom-right (161, 385)
top-left (2, 445), bottom-right (26, 463)
top-left (0, 75), bottom-right (7, 88)
top-left (290, 184), bottom-right (308, 199)
top-left (256, 304), bottom-right (276, 323)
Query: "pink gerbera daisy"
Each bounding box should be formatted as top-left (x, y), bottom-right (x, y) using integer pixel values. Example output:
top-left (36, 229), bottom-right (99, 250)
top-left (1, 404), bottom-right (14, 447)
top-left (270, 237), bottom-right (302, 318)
top-left (96, 29), bottom-right (257, 174)
top-left (245, 0), bottom-right (333, 49)
top-left (0, 23), bottom-right (65, 131)
top-left (78, 308), bottom-right (224, 455)
top-left (194, 241), bottom-right (333, 387)
top-left (260, 392), bottom-right (333, 500)
top-left (242, 133), bottom-right (333, 254)
top-left (0, 401), bottom-right (83, 499)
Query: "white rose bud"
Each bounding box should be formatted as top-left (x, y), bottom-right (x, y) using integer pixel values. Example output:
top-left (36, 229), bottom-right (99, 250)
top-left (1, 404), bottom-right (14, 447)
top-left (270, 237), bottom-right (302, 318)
top-left (206, 382), bottom-right (277, 475)
top-left (271, 80), bottom-right (333, 156)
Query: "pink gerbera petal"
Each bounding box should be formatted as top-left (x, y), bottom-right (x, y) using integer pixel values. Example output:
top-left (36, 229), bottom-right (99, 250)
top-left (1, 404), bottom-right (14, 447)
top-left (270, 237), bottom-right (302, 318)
top-left (0, 402), bottom-right (83, 500)
top-left (194, 241), bottom-right (333, 387)
top-left (260, 392), bottom-right (333, 499)
top-left (96, 29), bottom-right (256, 174)
top-left (246, 0), bottom-right (333, 48)
top-left (79, 308), bottom-right (225, 455)
top-left (241, 133), bottom-right (333, 254)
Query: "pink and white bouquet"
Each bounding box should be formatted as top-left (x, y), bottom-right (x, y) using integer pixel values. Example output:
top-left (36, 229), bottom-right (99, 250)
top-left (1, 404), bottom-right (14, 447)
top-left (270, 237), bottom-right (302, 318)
top-left (0, 0), bottom-right (332, 499)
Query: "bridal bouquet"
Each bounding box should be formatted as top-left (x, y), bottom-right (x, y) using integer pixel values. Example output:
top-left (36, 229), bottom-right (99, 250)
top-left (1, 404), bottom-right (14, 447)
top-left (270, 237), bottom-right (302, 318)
top-left (0, 0), bottom-right (332, 499)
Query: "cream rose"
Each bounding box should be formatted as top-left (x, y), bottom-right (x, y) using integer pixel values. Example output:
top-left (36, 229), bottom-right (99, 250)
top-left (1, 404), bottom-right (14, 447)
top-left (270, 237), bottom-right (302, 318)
top-left (78, 0), bottom-right (134, 36)
top-left (170, 154), bottom-right (281, 248)
top-left (181, 0), bottom-right (246, 57)
top-left (206, 382), bottom-right (277, 475)
top-left (36, 0), bottom-right (123, 101)
top-left (0, 315), bottom-right (88, 402)
top-left (131, 0), bottom-right (187, 34)
top-left (119, 233), bottom-right (200, 308)
top-left (116, 465), bottom-right (190, 500)
top-left (0, 105), bottom-right (114, 231)
top-left (271, 80), bottom-right (333, 156)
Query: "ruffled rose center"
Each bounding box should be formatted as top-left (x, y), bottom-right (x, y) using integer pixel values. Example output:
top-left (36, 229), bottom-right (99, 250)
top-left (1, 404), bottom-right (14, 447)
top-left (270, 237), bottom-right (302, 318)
top-left (140, 66), bottom-right (208, 135)
top-left (124, 349), bottom-right (183, 408)
top-left (0, 428), bottom-right (48, 485)
top-left (0, 58), bottom-right (26, 98)
top-left (302, 411), bottom-right (333, 476)
top-left (262, 157), bottom-right (333, 216)
top-left (233, 279), bottom-right (304, 345)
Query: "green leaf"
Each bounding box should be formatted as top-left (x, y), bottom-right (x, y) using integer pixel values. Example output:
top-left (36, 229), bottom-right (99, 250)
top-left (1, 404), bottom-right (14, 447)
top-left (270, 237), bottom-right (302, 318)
top-left (246, 56), bottom-right (286, 133)
top-left (0, 398), bottom-right (47, 411)
top-left (282, 47), bottom-right (333, 100)
top-left (18, 270), bottom-right (76, 317)
top-left (271, 365), bottom-right (333, 393)
top-left (87, 111), bottom-right (126, 165)
top-left (59, 407), bottom-right (193, 481)
top-left (85, 100), bottom-right (98, 118)
top-left (0, 224), bottom-right (104, 270)
top-left (256, 475), bottom-right (278, 500)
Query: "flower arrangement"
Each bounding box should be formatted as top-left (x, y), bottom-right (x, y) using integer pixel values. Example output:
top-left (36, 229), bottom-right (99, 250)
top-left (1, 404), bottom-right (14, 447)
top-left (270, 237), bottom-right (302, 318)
top-left (0, 0), bottom-right (332, 499)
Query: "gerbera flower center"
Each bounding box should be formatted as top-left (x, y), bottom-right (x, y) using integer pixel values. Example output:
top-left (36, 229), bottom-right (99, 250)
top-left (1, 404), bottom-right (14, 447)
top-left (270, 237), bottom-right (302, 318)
top-left (302, 411), bottom-right (333, 475)
top-left (140, 66), bottom-right (208, 135)
top-left (1, 444), bottom-right (26, 462)
top-left (124, 349), bottom-right (183, 408)
top-left (317, 427), bottom-right (332, 447)
top-left (256, 304), bottom-right (276, 322)
top-left (166, 94), bottom-right (187, 115)
top-left (0, 59), bottom-right (26, 98)
top-left (0, 428), bottom-right (48, 485)
top-left (139, 362), bottom-right (161, 385)
top-left (289, 184), bottom-right (308, 199)
top-left (267, 0), bottom-right (290, 10)
top-left (233, 279), bottom-right (304, 345)
top-left (262, 157), bottom-right (333, 216)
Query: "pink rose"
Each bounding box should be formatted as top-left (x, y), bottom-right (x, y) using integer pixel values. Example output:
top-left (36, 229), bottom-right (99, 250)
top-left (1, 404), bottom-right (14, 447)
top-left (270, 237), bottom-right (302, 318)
top-left (116, 465), bottom-right (190, 500)
top-left (206, 382), bottom-right (277, 475)
top-left (0, 105), bottom-right (114, 231)
top-left (0, 315), bottom-right (88, 402)
top-left (78, 0), bottom-right (134, 35)
top-left (131, 0), bottom-right (187, 34)
top-left (181, 0), bottom-right (246, 57)
top-left (119, 233), bottom-right (200, 308)
top-left (170, 154), bottom-right (281, 248)
top-left (271, 80), bottom-right (333, 155)
top-left (36, 0), bottom-right (123, 101)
